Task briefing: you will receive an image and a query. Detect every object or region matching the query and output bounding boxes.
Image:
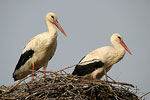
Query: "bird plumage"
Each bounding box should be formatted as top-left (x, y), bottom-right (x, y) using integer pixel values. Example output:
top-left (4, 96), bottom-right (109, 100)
top-left (13, 12), bottom-right (67, 81)
top-left (72, 33), bottom-right (132, 79)
top-left (72, 58), bottom-right (104, 76)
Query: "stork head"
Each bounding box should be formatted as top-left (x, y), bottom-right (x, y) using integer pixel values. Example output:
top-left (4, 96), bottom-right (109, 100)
top-left (111, 33), bottom-right (132, 55)
top-left (45, 12), bottom-right (67, 37)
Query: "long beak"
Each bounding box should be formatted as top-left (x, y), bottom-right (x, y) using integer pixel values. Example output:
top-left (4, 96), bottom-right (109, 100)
top-left (53, 19), bottom-right (67, 37)
top-left (120, 41), bottom-right (132, 55)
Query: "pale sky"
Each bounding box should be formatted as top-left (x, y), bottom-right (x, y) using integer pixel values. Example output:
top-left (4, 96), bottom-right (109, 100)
top-left (0, 0), bottom-right (149, 99)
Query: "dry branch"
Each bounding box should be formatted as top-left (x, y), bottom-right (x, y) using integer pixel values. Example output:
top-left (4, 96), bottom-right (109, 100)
top-left (0, 70), bottom-right (140, 100)
top-left (0, 62), bottom-right (143, 100)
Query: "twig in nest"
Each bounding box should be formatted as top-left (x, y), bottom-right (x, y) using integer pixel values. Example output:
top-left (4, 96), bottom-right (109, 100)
top-left (104, 81), bottom-right (134, 88)
top-left (109, 81), bottom-right (134, 88)
top-left (81, 78), bottom-right (134, 88)
top-left (55, 59), bottom-right (100, 73)
top-left (7, 74), bottom-right (32, 93)
top-left (25, 92), bottom-right (39, 100)
top-left (107, 75), bottom-right (116, 82)
top-left (0, 88), bottom-right (6, 92)
top-left (0, 71), bottom-right (138, 100)
top-left (139, 91), bottom-right (150, 99)
top-left (104, 68), bottom-right (109, 82)
top-left (24, 81), bottom-right (32, 95)
top-left (0, 70), bottom-right (40, 95)
top-left (101, 69), bottom-right (119, 100)
top-left (38, 70), bottom-right (58, 74)
top-left (0, 97), bottom-right (16, 100)
top-left (55, 64), bottom-right (76, 73)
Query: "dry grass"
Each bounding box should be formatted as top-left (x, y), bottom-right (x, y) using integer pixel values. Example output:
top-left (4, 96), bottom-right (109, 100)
top-left (0, 70), bottom-right (141, 100)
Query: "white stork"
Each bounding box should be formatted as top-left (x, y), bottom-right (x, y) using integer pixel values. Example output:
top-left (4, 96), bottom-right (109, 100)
top-left (72, 33), bottom-right (132, 80)
top-left (13, 12), bottom-right (67, 81)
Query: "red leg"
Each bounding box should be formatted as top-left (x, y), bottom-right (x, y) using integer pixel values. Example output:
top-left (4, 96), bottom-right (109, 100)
top-left (31, 63), bottom-right (35, 81)
top-left (93, 75), bottom-right (96, 80)
top-left (43, 67), bottom-right (47, 79)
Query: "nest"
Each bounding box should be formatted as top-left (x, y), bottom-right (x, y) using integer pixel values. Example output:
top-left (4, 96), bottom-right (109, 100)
top-left (0, 69), bottom-right (141, 100)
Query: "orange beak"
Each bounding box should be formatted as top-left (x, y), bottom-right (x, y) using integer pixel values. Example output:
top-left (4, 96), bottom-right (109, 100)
top-left (53, 19), bottom-right (67, 37)
top-left (120, 41), bottom-right (132, 55)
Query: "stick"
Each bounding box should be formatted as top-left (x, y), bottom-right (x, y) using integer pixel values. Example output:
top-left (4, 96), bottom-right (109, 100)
top-left (103, 81), bottom-right (134, 87)
top-left (104, 68), bottom-right (119, 100)
top-left (0, 88), bottom-right (6, 92)
top-left (1, 70), bottom-right (40, 95)
top-left (56, 59), bottom-right (100, 73)
top-left (104, 68), bottom-right (109, 82)
top-left (0, 97), bottom-right (16, 100)
top-left (82, 79), bottom-right (134, 88)
top-left (139, 91), bottom-right (150, 99)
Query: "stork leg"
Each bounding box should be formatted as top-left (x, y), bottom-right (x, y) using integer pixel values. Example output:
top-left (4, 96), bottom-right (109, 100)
top-left (104, 68), bottom-right (108, 82)
top-left (43, 67), bottom-right (47, 79)
top-left (43, 63), bottom-right (48, 79)
top-left (93, 76), bottom-right (96, 80)
top-left (31, 63), bottom-right (35, 81)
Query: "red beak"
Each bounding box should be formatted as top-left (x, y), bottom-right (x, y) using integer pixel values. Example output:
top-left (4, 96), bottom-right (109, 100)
top-left (120, 41), bottom-right (132, 55)
top-left (53, 19), bottom-right (67, 37)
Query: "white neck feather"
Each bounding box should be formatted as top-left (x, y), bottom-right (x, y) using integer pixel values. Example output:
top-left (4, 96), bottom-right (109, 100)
top-left (46, 20), bottom-right (57, 36)
top-left (112, 41), bottom-right (125, 63)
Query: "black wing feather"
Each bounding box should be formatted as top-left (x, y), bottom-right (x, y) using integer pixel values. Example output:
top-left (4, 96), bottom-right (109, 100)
top-left (13, 49), bottom-right (34, 71)
top-left (72, 57), bottom-right (104, 76)
top-left (13, 49), bottom-right (34, 81)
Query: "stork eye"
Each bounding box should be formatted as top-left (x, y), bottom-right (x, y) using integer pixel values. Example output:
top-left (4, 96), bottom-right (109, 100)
top-left (118, 36), bottom-right (121, 40)
top-left (51, 16), bottom-right (54, 19)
